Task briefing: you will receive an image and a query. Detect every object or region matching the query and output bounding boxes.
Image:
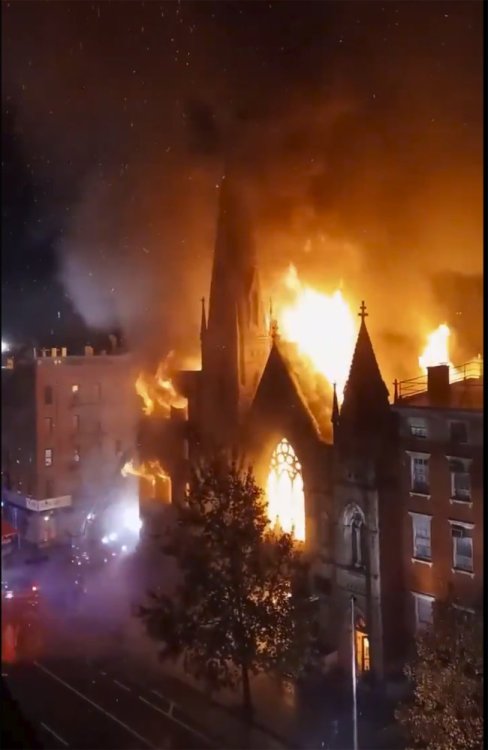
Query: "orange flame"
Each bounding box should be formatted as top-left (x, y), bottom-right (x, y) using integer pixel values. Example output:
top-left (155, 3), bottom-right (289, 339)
top-left (276, 265), bottom-right (356, 403)
top-left (121, 459), bottom-right (170, 488)
top-left (135, 353), bottom-right (187, 416)
top-left (419, 324), bottom-right (452, 372)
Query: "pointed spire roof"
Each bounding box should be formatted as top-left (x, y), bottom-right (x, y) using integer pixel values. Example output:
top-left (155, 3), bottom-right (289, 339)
top-left (200, 297), bottom-right (207, 340)
top-left (340, 302), bottom-right (390, 433)
top-left (208, 171), bottom-right (257, 330)
top-left (331, 382), bottom-right (339, 425)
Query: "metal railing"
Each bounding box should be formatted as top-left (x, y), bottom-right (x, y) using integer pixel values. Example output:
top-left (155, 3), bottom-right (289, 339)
top-left (396, 357), bottom-right (483, 402)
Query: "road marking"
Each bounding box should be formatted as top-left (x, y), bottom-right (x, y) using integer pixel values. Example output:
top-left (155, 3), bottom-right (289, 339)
top-left (40, 722), bottom-right (69, 747)
top-left (113, 678), bottom-right (131, 692)
top-left (138, 694), bottom-right (212, 745)
top-left (34, 662), bottom-right (154, 749)
top-left (151, 689), bottom-right (166, 700)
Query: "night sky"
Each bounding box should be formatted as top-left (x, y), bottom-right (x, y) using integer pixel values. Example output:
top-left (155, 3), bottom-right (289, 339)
top-left (1, 1), bottom-right (483, 373)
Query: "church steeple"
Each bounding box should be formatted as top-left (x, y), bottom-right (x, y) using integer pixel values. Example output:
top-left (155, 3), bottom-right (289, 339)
top-left (201, 169), bottom-right (270, 445)
top-left (339, 301), bottom-right (390, 438)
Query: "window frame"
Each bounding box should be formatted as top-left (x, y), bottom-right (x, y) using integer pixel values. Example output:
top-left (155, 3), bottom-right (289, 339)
top-left (409, 512), bottom-right (432, 562)
top-left (449, 521), bottom-right (474, 573)
top-left (44, 385), bottom-right (53, 406)
top-left (44, 448), bottom-right (53, 467)
top-left (407, 451), bottom-right (431, 495)
top-left (412, 591), bottom-right (434, 630)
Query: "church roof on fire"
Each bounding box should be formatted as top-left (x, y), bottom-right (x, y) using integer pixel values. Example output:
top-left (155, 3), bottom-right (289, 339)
top-left (251, 338), bottom-right (334, 443)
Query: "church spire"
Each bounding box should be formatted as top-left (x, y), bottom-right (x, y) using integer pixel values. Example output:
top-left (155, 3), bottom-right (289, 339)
top-left (339, 301), bottom-right (390, 436)
top-left (200, 297), bottom-right (207, 341)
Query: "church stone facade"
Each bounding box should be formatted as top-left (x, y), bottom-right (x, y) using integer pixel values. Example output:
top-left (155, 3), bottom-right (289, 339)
top-left (139, 177), bottom-right (408, 680)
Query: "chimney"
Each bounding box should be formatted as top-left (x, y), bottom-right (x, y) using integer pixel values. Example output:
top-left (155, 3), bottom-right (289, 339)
top-left (84, 346), bottom-right (94, 357)
top-left (427, 365), bottom-right (450, 405)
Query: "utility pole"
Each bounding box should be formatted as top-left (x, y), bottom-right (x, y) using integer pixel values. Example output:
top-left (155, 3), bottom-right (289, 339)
top-left (351, 594), bottom-right (359, 750)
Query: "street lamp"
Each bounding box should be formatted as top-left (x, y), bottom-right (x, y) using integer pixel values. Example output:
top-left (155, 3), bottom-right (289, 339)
top-left (351, 595), bottom-right (359, 750)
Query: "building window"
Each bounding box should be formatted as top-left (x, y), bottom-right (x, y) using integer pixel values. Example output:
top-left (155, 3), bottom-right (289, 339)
top-left (413, 592), bottom-right (434, 630)
top-left (267, 438), bottom-right (305, 542)
top-left (45, 417), bottom-right (54, 435)
top-left (73, 447), bottom-right (81, 463)
top-left (409, 419), bottom-right (428, 439)
top-left (73, 414), bottom-right (80, 433)
top-left (45, 479), bottom-right (54, 498)
top-left (411, 513), bottom-right (432, 561)
top-left (72, 384), bottom-right (79, 394)
top-left (343, 505), bottom-right (366, 569)
top-left (44, 386), bottom-right (53, 405)
top-left (94, 383), bottom-right (102, 401)
top-left (44, 449), bottom-right (53, 467)
top-left (451, 524), bottom-right (474, 573)
top-left (410, 454), bottom-right (430, 494)
top-left (351, 513), bottom-right (365, 568)
top-left (449, 421), bottom-right (468, 445)
top-left (448, 458), bottom-right (471, 502)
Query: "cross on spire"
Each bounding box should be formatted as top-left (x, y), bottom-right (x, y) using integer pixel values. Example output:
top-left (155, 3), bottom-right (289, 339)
top-left (358, 300), bottom-right (368, 321)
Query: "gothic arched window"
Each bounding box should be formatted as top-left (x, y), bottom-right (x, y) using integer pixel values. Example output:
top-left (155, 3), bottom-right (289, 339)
top-left (344, 504), bottom-right (366, 569)
top-left (267, 438), bottom-right (305, 542)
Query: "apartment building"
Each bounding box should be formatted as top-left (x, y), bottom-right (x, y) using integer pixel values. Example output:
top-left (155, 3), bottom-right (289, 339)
top-left (1, 345), bottom-right (139, 547)
top-left (394, 360), bottom-right (483, 634)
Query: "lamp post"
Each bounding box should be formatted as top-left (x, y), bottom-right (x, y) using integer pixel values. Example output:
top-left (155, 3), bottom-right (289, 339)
top-left (351, 594), bottom-right (359, 750)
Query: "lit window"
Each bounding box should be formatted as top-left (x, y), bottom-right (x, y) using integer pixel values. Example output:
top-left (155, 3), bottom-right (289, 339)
top-left (44, 386), bottom-right (53, 405)
top-left (72, 384), bottom-right (79, 394)
top-left (409, 419), bottom-right (428, 439)
top-left (451, 524), bottom-right (473, 573)
top-left (449, 421), bottom-right (468, 445)
top-left (267, 438), bottom-right (305, 541)
top-left (355, 616), bottom-right (370, 672)
top-left (412, 592), bottom-right (434, 630)
top-left (411, 513), bottom-right (432, 561)
top-left (73, 447), bottom-right (81, 463)
top-left (44, 449), bottom-right (53, 467)
top-left (448, 458), bottom-right (471, 502)
top-left (410, 454), bottom-right (430, 494)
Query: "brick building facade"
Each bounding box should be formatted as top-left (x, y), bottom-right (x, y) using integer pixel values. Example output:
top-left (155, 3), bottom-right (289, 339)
top-left (1, 346), bottom-right (138, 547)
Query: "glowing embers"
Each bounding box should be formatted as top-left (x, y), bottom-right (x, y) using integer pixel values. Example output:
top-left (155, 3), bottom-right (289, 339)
top-left (122, 459), bottom-right (169, 489)
top-left (277, 265), bottom-right (356, 404)
top-left (267, 438), bottom-right (305, 542)
top-left (419, 324), bottom-right (452, 373)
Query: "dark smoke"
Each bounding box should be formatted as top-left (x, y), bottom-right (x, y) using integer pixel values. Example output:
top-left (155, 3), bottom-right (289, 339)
top-left (2, 1), bottom-right (482, 375)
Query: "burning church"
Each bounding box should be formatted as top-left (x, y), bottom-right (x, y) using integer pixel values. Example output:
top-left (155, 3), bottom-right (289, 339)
top-left (132, 174), bottom-right (482, 681)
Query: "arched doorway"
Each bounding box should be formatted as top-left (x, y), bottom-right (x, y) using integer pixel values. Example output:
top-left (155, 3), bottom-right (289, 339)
top-left (266, 438), bottom-right (305, 541)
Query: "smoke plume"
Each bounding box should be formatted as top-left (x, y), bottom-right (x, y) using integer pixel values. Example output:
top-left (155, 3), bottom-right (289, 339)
top-left (2, 1), bottom-right (482, 374)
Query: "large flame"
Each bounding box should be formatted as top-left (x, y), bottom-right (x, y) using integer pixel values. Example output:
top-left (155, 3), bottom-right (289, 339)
top-left (276, 265), bottom-right (356, 403)
top-left (419, 324), bottom-right (452, 372)
top-left (135, 354), bottom-right (187, 416)
top-left (121, 459), bottom-right (169, 488)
